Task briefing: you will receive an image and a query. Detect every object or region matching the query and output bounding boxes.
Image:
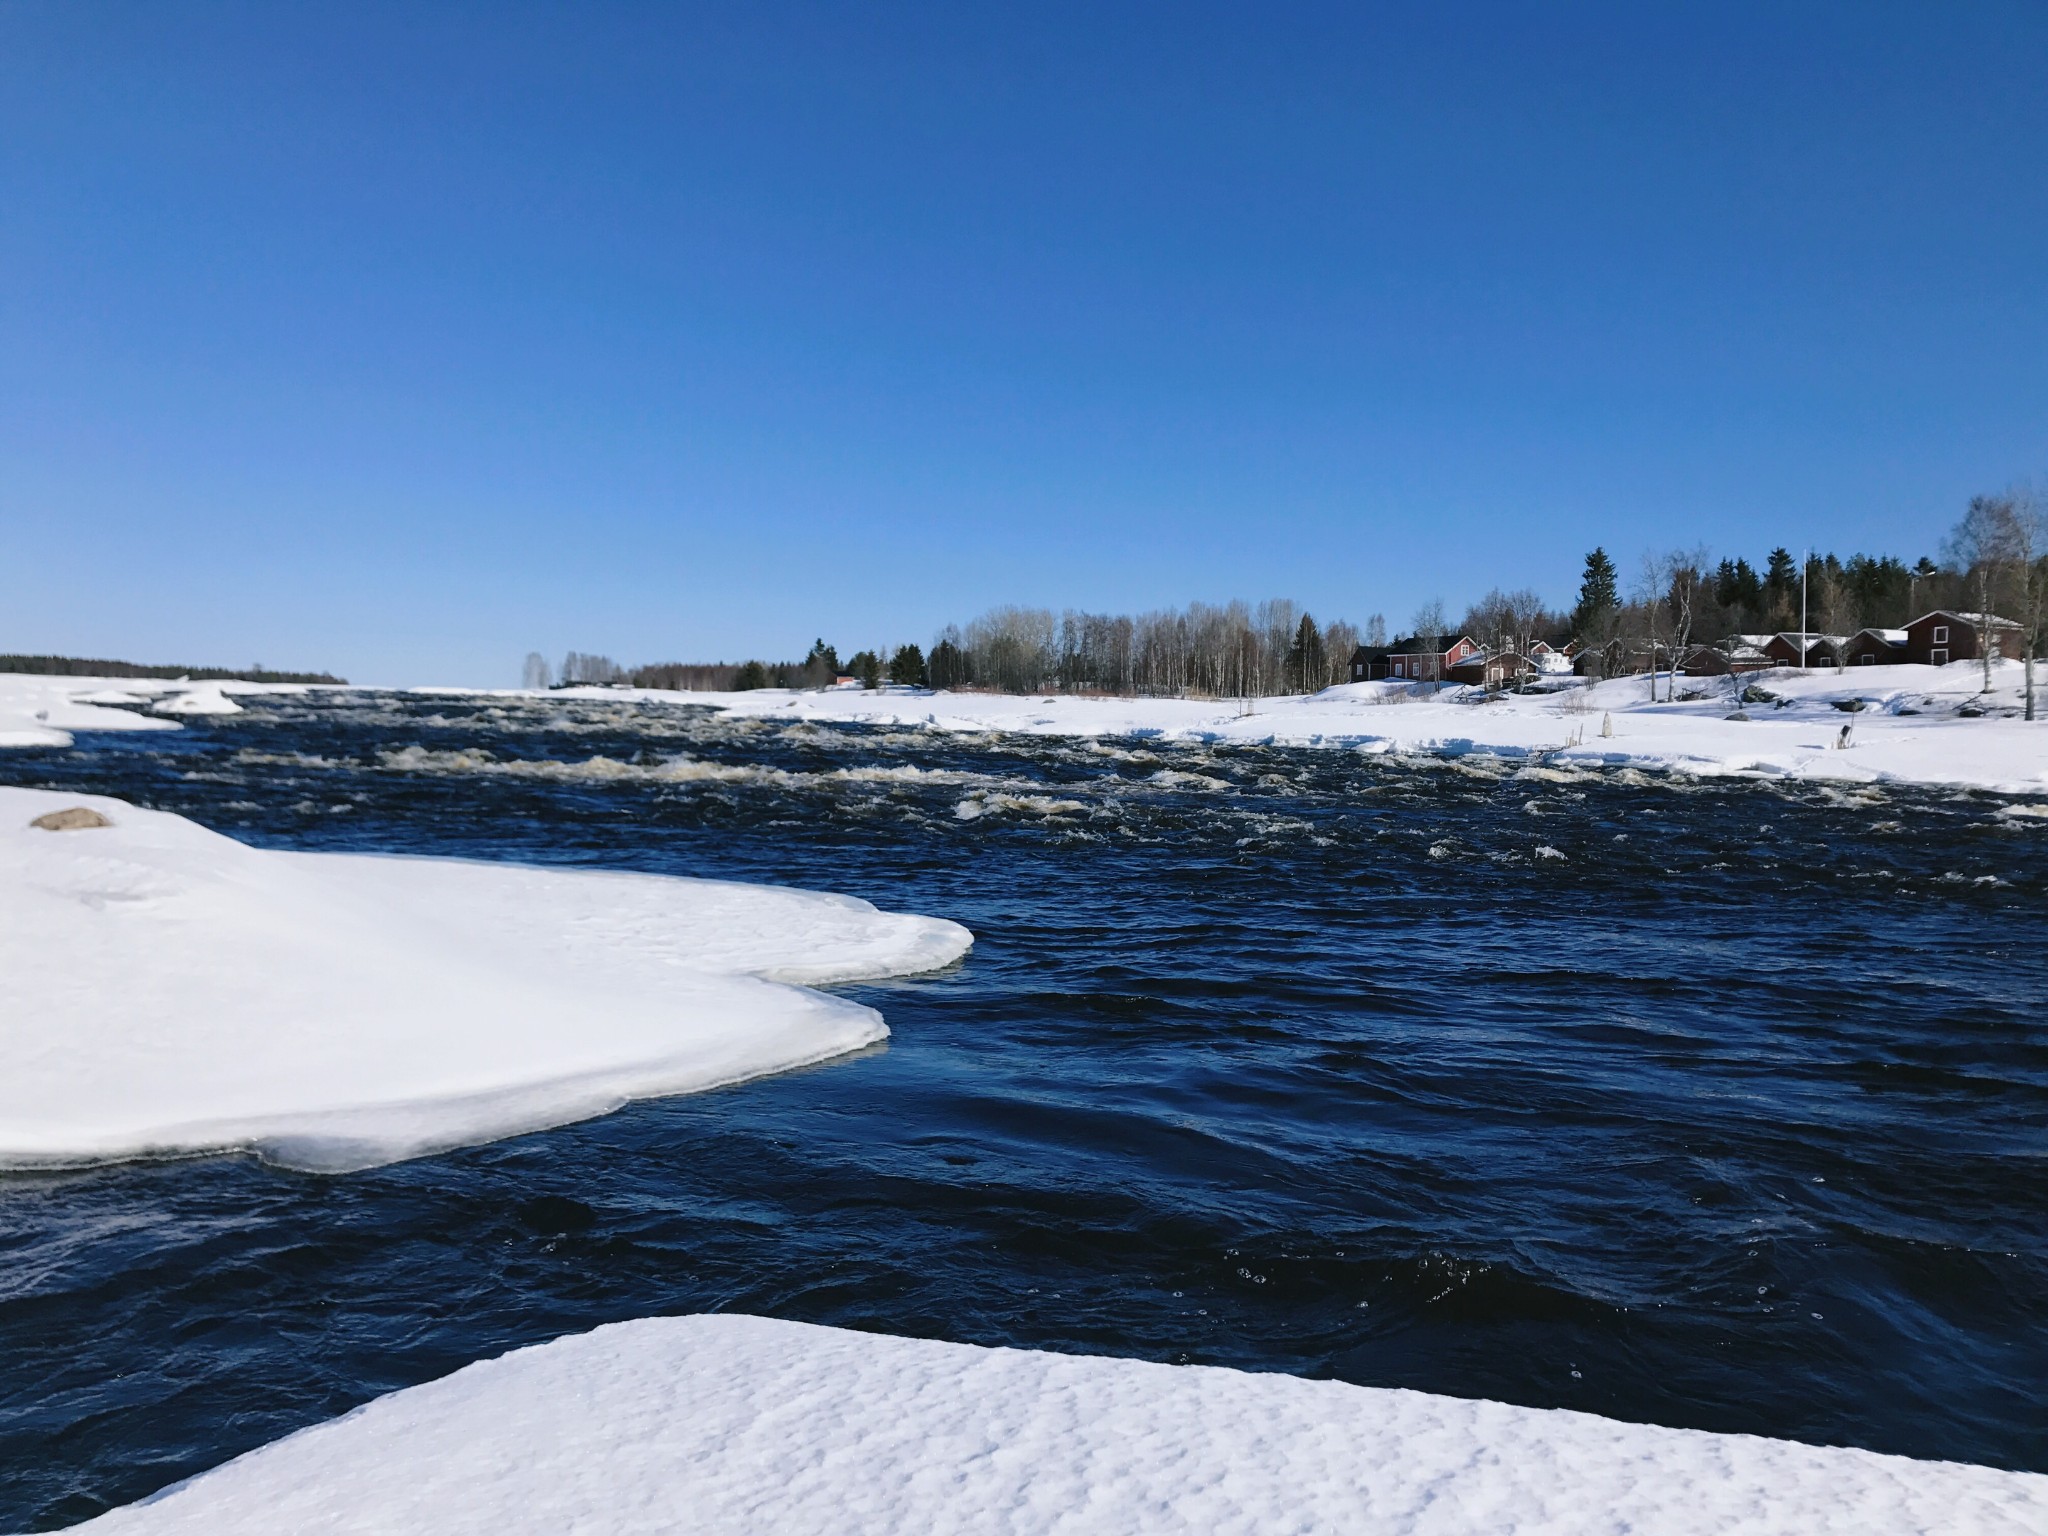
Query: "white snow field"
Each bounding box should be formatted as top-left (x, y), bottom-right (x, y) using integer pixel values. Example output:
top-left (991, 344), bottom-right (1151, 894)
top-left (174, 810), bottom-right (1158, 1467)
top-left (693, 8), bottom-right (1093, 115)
top-left (667, 662), bottom-right (2048, 796)
top-left (0, 786), bottom-right (971, 1172)
top-left (67, 1314), bottom-right (2048, 1535)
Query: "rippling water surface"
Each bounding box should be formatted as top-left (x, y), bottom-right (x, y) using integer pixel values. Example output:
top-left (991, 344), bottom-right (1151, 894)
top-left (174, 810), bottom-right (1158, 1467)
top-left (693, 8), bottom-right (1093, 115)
top-left (2, 691), bottom-right (2045, 1528)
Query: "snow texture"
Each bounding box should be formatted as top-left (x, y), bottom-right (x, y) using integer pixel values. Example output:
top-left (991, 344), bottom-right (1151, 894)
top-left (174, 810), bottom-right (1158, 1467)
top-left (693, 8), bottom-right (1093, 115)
top-left (0, 786), bottom-right (971, 1172)
top-left (69, 1314), bottom-right (2048, 1534)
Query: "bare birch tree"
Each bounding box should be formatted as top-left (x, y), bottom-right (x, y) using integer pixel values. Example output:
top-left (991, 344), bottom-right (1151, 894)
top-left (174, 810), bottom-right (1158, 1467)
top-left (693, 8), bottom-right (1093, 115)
top-left (2015, 490), bottom-right (2046, 721)
top-left (1412, 599), bottom-right (1448, 685)
top-left (1635, 556), bottom-right (1667, 701)
top-left (1814, 564), bottom-right (1854, 673)
top-left (1947, 495), bottom-right (2020, 694)
top-left (1662, 550), bottom-right (1710, 681)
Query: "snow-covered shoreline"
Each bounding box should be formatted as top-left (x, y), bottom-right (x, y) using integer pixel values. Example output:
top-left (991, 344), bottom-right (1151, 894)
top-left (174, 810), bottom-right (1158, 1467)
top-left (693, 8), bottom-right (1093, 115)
top-left (549, 661), bottom-right (2048, 797)
top-left (0, 786), bottom-right (971, 1172)
top-left (65, 1313), bottom-right (2048, 1534)
top-left (6, 665), bottom-right (2045, 796)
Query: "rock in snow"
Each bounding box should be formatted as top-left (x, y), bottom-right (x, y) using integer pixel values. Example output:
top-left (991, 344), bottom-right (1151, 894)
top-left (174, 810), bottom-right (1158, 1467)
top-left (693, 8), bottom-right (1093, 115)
top-left (66, 1314), bottom-right (2048, 1534)
top-left (29, 805), bottom-right (112, 830)
top-left (0, 787), bottom-right (971, 1172)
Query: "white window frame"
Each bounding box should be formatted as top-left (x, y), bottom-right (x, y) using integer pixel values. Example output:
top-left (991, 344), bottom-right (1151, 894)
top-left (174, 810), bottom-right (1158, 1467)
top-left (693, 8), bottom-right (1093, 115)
top-left (1933, 625), bottom-right (1948, 643)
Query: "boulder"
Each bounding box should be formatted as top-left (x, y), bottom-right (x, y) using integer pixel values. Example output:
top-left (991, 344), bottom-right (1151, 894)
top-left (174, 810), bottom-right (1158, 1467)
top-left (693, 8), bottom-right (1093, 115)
top-left (30, 806), bottom-right (111, 831)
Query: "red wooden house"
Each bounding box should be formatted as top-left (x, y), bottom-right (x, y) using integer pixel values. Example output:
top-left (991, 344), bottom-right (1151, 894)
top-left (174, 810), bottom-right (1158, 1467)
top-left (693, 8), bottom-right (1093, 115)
top-left (1347, 636), bottom-right (1482, 682)
top-left (1902, 610), bottom-right (2023, 666)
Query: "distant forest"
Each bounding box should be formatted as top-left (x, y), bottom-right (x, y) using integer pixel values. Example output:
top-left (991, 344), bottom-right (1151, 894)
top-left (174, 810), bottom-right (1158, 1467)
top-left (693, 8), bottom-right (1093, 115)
top-left (544, 490), bottom-right (2045, 700)
top-left (0, 654), bottom-right (346, 685)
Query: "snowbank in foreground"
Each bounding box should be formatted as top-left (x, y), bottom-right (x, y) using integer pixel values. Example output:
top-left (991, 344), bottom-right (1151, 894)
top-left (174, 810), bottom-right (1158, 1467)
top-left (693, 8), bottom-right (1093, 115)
top-left (70, 1314), bottom-right (2047, 1535)
top-left (0, 787), bottom-right (970, 1172)
top-left (563, 661), bottom-right (2048, 796)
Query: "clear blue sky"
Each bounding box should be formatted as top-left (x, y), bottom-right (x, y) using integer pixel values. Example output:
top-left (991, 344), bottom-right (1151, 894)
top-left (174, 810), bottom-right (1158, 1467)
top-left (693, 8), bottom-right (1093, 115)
top-left (4, 2), bottom-right (2044, 684)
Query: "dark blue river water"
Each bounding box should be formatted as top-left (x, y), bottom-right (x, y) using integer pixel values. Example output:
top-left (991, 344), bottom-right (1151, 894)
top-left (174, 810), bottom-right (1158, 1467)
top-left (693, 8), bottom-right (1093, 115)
top-left (2, 690), bottom-right (2044, 1529)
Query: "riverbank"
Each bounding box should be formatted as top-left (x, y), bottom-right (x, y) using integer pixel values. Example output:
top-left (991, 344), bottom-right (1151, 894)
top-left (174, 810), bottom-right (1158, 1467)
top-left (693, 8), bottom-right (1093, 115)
top-left (9, 665), bottom-right (2044, 796)
top-left (572, 661), bottom-right (2048, 796)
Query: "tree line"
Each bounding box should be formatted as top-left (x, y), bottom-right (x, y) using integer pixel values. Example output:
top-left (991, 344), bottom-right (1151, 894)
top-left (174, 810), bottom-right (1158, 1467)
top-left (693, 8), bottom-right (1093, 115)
top-left (0, 654), bottom-right (346, 684)
top-left (527, 641), bottom-right (856, 693)
top-left (535, 487), bottom-right (2045, 708)
top-left (1568, 488), bottom-right (2046, 704)
top-left (921, 601), bottom-right (1372, 698)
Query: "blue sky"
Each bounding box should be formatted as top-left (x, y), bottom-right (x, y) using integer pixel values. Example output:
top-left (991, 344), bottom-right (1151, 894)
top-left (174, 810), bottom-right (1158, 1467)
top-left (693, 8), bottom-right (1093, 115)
top-left (4, 2), bottom-right (2045, 683)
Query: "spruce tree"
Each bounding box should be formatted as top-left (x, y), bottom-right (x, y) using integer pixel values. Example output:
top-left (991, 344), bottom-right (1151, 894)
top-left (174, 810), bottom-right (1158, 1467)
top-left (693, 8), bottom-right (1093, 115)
top-left (1570, 548), bottom-right (1618, 639)
top-left (888, 644), bottom-right (928, 687)
top-left (1287, 613), bottom-right (1324, 692)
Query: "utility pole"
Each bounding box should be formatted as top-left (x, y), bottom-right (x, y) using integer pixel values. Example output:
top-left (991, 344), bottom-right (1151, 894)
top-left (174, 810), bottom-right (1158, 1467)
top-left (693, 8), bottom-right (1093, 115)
top-left (1800, 548), bottom-right (1809, 672)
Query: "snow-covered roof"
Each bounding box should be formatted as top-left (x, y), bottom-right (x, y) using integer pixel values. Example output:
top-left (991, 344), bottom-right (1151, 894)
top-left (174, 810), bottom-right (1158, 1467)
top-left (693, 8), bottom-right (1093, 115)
top-left (1907, 609), bottom-right (2023, 630)
top-left (1854, 628), bottom-right (1907, 645)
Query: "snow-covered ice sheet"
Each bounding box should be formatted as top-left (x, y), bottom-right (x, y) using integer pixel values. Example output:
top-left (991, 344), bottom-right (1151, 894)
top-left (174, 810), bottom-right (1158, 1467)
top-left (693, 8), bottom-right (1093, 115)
top-left (0, 670), bottom-right (320, 743)
top-left (0, 787), bottom-right (971, 1172)
top-left (0, 673), bottom-right (186, 747)
top-left (67, 1314), bottom-right (2048, 1534)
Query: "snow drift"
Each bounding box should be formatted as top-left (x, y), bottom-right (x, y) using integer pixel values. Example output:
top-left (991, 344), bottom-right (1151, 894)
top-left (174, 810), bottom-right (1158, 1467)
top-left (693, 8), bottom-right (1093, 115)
top-left (0, 787), bottom-right (971, 1172)
top-left (65, 1314), bottom-right (2048, 1534)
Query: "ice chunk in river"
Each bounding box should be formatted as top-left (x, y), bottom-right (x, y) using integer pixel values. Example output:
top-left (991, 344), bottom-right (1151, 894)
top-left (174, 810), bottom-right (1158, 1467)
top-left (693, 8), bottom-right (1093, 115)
top-left (0, 787), bottom-right (971, 1172)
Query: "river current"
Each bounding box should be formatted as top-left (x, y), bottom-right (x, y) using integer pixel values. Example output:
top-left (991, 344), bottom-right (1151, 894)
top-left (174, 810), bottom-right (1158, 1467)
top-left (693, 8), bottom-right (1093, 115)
top-left (1, 690), bottom-right (2043, 1528)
